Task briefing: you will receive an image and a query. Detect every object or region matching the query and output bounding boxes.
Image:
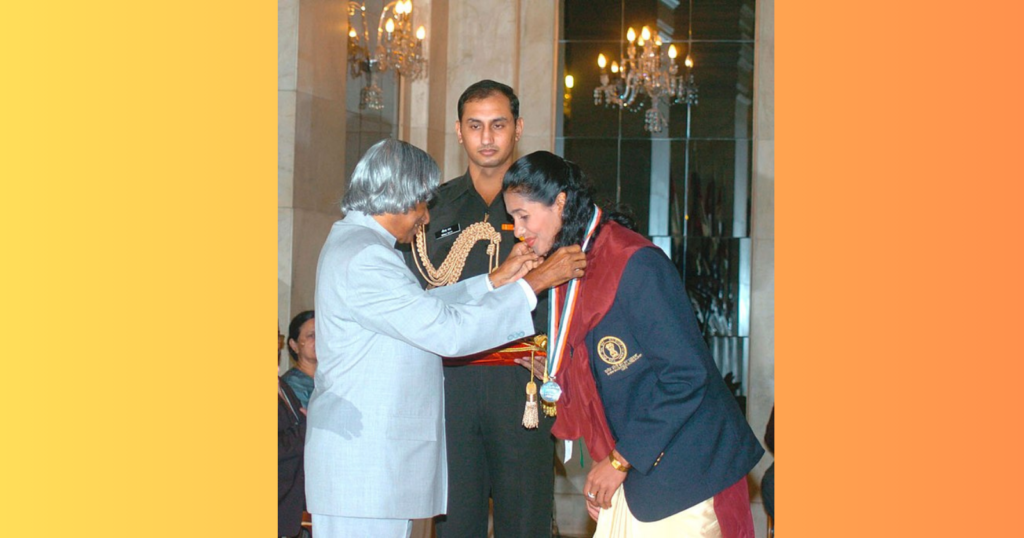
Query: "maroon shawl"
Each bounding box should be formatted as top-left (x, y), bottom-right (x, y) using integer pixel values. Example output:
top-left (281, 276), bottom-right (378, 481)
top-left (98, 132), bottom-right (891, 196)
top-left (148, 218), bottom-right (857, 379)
top-left (549, 221), bottom-right (656, 461)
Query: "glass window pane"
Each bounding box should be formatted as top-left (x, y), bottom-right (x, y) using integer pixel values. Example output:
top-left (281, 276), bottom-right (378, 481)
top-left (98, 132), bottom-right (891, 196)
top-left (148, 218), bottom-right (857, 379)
top-left (563, 41), bottom-right (626, 139)
top-left (563, 0), bottom-right (622, 41)
top-left (675, 42), bottom-right (754, 140)
top-left (676, 237), bottom-right (750, 337)
top-left (618, 139), bottom-right (652, 235)
top-left (691, 0), bottom-right (755, 42)
top-left (562, 137), bottom-right (619, 203)
top-left (678, 139), bottom-right (752, 239)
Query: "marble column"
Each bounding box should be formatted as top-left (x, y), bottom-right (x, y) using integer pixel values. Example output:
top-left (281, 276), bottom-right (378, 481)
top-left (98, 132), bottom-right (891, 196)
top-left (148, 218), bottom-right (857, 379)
top-left (279, 0), bottom-right (349, 372)
top-left (748, 0), bottom-right (775, 535)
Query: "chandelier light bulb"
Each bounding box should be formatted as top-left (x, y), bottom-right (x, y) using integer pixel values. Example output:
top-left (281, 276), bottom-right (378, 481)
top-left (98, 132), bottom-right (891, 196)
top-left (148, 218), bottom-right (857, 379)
top-left (640, 26), bottom-right (651, 42)
top-left (416, 25), bottom-right (425, 40)
top-left (597, 54), bottom-right (607, 69)
top-left (611, 61), bottom-right (619, 74)
top-left (626, 27), bottom-right (636, 43)
top-left (668, 44), bottom-right (677, 59)
top-left (385, 18), bottom-right (395, 33)
top-left (395, 1), bottom-right (406, 14)
top-left (565, 74), bottom-right (574, 89)
top-left (685, 54), bottom-right (693, 68)
top-left (349, 28), bottom-right (357, 38)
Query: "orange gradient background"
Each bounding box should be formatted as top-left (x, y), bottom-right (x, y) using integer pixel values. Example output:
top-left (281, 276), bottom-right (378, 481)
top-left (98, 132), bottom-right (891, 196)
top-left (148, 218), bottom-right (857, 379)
top-left (2, 0), bottom-right (1022, 536)
top-left (778, 1), bottom-right (1024, 536)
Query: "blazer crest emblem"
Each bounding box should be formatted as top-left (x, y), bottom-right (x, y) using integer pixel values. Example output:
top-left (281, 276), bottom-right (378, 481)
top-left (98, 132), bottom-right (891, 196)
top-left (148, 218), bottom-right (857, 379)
top-left (597, 336), bottom-right (628, 365)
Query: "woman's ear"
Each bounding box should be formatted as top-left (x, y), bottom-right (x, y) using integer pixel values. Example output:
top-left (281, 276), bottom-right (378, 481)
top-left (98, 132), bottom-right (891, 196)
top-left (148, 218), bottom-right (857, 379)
top-left (556, 192), bottom-right (567, 213)
top-left (288, 339), bottom-right (299, 354)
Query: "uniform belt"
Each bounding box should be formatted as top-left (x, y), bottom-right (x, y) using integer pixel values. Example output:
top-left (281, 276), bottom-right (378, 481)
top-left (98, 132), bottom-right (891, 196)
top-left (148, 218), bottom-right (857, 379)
top-left (442, 337), bottom-right (547, 367)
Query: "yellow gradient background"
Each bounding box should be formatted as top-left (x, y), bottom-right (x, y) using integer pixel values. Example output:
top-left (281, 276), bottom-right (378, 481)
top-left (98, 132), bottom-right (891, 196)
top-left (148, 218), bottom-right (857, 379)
top-left (2, 0), bottom-right (1022, 536)
top-left (2, 0), bottom-right (276, 535)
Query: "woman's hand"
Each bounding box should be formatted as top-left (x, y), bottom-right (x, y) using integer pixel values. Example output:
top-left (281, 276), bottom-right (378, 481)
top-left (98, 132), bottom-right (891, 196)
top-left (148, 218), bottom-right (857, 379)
top-left (584, 450), bottom-right (630, 512)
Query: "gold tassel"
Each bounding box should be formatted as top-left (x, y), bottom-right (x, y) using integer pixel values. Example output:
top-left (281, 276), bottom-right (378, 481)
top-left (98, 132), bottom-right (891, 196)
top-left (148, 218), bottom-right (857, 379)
top-left (523, 382), bottom-right (539, 429)
top-left (523, 350), bottom-right (539, 429)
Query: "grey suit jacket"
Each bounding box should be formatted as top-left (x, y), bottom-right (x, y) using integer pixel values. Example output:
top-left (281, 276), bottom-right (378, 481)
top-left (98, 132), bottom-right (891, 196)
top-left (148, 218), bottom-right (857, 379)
top-left (305, 211), bottom-right (535, 519)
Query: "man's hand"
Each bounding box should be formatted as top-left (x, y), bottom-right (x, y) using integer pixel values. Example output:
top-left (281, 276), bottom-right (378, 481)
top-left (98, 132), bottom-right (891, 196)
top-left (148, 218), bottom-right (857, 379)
top-left (489, 242), bottom-right (541, 288)
top-left (513, 352), bottom-right (547, 379)
top-left (523, 245), bottom-right (587, 294)
top-left (584, 450), bottom-right (629, 511)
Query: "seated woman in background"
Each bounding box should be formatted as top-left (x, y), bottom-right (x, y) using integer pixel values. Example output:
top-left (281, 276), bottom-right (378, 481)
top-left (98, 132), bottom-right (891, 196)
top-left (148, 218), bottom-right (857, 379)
top-left (279, 328), bottom-right (308, 538)
top-left (282, 310), bottom-right (316, 408)
top-left (505, 151), bottom-right (764, 538)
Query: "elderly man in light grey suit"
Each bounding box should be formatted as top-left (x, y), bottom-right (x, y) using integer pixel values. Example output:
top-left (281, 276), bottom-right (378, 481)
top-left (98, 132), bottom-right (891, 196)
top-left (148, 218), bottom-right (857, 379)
top-left (305, 138), bottom-right (586, 538)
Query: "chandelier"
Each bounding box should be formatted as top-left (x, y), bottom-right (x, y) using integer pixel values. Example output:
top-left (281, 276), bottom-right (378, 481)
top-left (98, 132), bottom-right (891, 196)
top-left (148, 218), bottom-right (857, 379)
top-left (593, 25), bottom-right (697, 132)
top-left (347, 0), bottom-right (428, 110)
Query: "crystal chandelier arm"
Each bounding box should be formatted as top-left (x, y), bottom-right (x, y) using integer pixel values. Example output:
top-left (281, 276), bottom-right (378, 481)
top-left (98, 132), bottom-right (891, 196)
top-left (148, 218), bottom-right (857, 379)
top-left (347, 2), bottom-right (371, 49)
top-left (620, 74), bottom-right (639, 107)
top-left (378, 2), bottom-right (392, 38)
top-left (347, 1), bottom-right (370, 77)
top-left (362, 4), bottom-right (370, 46)
top-left (375, 1), bottom-right (392, 58)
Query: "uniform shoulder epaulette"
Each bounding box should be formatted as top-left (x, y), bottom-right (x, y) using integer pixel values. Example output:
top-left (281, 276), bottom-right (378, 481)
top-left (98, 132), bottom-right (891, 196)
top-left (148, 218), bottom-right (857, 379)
top-left (437, 178), bottom-right (460, 193)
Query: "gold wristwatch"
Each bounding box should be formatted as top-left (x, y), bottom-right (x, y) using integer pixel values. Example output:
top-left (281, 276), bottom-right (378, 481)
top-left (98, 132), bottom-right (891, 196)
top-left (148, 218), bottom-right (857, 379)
top-left (609, 452), bottom-right (631, 472)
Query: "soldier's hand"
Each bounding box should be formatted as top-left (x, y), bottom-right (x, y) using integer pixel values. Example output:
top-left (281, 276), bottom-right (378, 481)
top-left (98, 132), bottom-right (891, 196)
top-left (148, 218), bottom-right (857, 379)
top-left (513, 352), bottom-right (548, 379)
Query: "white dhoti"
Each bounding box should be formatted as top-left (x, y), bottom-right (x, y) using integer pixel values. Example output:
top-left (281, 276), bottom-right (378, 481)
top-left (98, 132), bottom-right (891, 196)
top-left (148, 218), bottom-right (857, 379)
top-left (594, 486), bottom-right (722, 538)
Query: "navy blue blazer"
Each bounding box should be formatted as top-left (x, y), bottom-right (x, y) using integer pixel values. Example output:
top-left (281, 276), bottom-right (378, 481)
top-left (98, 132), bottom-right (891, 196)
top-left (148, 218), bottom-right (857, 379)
top-left (584, 247), bottom-right (764, 522)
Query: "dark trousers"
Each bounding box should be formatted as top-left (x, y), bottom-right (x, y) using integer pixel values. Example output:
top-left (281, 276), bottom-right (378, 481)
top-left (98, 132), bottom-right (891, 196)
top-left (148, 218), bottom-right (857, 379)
top-left (437, 365), bottom-right (555, 538)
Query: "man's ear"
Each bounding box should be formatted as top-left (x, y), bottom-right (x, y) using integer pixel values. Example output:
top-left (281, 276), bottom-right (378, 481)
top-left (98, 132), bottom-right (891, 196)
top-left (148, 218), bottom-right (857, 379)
top-left (455, 120), bottom-right (463, 144)
top-left (515, 117), bottom-right (524, 142)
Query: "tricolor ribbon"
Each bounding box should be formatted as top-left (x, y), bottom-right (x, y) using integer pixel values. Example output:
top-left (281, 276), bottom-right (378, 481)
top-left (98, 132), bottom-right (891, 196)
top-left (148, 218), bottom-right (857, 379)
top-left (545, 204), bottom-right (602, 384)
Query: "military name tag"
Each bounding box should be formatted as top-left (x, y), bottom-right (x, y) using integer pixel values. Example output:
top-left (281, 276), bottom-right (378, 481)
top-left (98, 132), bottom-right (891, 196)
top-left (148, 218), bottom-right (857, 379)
top-left (539, 381), bottom-right (562, 403)
top-left (435, 223), bottom-right (461, 240)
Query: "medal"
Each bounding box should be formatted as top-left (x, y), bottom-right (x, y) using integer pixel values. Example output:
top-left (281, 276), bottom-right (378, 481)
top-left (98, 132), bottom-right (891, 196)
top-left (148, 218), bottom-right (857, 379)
top-left (539, 380), bottom-right (562, 402)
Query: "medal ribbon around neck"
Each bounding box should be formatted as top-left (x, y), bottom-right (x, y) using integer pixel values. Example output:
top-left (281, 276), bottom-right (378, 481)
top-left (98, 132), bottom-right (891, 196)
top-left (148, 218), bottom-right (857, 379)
top-left (541, 204), bottom-right (602, 403)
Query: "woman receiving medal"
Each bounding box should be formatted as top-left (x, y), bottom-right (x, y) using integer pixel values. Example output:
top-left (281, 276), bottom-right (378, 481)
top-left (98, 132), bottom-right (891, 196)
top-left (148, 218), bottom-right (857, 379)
top-left (505, 151), bottom-right (764, 538)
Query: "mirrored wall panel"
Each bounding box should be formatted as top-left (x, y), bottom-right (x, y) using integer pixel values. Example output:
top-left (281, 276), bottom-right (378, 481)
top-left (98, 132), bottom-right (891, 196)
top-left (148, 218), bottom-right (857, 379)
top-left (558, 0), bottom-right (755, 397)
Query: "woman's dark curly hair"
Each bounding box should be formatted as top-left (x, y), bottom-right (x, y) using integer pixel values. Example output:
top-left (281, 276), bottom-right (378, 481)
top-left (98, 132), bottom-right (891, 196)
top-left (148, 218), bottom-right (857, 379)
top-left (502, 151), bottom-right (596, 253)
top-left (503, 151), bottom-right (636, 253)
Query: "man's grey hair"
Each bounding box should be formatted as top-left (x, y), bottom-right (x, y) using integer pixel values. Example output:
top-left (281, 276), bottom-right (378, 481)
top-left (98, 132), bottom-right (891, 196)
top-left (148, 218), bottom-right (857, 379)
top-left (341, 138), bottom-right (440, 215)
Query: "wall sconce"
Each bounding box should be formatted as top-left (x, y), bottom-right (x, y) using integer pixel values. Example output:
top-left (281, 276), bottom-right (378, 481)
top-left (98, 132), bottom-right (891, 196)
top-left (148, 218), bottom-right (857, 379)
top-left (347, 0), bottom-right (428, 110)
top-left (563, 74), bottom-right (574, 119)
